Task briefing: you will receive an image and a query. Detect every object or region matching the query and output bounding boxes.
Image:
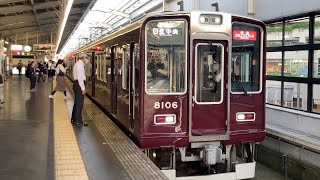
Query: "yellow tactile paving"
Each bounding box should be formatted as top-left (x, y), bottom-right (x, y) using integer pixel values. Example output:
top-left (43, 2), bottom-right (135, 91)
top-left (53, 81), bottom-right (88, 180)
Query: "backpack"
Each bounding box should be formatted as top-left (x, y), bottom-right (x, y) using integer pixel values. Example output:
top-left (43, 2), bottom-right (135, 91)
top-left (25, 68), bottom-right (31, 78)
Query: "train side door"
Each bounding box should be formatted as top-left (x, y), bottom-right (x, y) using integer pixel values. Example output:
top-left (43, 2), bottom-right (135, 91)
top-left (111, 46), bottom-right (118, 114)
top-left (191, 41), bottom-right (228, 140)
top-left (128, 42), bottom-right (135, 130)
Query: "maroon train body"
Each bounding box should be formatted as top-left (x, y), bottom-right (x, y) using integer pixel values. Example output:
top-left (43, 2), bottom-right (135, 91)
top-left (66, 11), bottom-right (266, 178)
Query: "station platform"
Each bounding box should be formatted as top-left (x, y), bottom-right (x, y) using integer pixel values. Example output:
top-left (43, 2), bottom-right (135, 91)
top-left (0, 76), bottom-right (167, 180)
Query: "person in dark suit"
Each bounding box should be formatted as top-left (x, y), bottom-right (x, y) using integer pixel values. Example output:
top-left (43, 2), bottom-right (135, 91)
top-left (29, 61), bottom-right (37, 91)
top-left (17, 60), bottom-right (23, 76)
top-left (147, 58), bottom-right (157, 78)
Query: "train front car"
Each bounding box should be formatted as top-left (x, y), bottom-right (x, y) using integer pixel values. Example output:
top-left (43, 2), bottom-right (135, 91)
top-left (140, 11), bottom-right (266, 179)
top-left (139, 14), bottom-right (190, 148)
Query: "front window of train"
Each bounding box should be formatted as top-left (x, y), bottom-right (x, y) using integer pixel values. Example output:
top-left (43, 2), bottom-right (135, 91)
top-left (145, 20), bottom-right (186, 94)
top-left (231, 23), bottom-right (262, 93)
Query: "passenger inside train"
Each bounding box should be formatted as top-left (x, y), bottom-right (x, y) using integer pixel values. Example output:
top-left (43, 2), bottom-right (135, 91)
top-left (147, 55), bottom-right (168, 91)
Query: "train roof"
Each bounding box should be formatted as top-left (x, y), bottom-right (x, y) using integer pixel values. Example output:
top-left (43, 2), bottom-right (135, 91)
top-left (72, 10), bottom-right (264, 55)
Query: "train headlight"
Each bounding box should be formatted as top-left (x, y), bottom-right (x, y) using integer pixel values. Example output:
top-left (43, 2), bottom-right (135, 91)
top-left (236, 112), bottom-right (255, 122)
top-left (154, 114), bottom-right (176, 125)
top-left (199, 14), bottom-right (222, 25)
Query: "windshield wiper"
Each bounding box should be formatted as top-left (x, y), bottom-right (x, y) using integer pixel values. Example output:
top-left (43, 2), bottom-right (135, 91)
top-left (232, 74), bottom-right (248, 96)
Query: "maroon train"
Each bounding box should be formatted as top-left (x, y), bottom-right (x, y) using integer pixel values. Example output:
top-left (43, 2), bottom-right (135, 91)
top-left (66, 11), bottom-right (266, 178)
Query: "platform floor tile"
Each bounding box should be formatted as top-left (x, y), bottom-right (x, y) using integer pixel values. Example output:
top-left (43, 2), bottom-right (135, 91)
top-left (53, 81), bottom-right (88, 180)
top-left (83, 100), bottom-right (168, 180)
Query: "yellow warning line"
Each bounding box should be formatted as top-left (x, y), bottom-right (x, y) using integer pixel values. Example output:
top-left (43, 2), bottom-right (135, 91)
top-left (53, 80), bottom-right (88, 180)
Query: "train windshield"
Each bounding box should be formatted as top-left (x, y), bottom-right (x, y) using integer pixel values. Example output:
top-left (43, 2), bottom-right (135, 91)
top-left (231, 23), bottom-right (262, 93)
top-left (145, 20), bottom-right (186, 94)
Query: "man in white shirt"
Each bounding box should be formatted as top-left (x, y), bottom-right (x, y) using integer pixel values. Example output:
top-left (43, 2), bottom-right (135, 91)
top-left (71, 53), bottom-right (88, 126)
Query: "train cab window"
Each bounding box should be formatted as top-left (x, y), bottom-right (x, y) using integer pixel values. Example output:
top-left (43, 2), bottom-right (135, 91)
top-left (145, 20), bottom-right (187, 94)
top-left (196, 44), bottom-right (223, 103)
top-left (231, 23), bottom-right (262, 93)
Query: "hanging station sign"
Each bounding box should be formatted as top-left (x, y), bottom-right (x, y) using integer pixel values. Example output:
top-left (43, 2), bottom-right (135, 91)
top-left (33, 44), bottom-right (56, 51)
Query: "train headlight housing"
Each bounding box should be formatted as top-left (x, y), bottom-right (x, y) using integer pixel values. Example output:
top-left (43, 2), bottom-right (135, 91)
top-left (199, 14), bottom-right (222, 25)
top-left (154, 114), bottom-right (176, 125)
top-left (236, 112), bottom-right (255, 122)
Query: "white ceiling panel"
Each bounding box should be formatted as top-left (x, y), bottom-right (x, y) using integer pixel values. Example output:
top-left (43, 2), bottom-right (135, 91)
top-left (59, 0), bottom-right (155, 56)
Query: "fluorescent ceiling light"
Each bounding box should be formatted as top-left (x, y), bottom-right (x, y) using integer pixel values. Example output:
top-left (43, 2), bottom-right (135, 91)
top-left (55, 0), bottom-right (75, 53)
top-left (59, 0), bottom-right (153, 58)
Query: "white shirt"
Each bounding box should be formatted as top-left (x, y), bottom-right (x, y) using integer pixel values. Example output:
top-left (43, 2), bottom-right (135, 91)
top-left (56, 64), bottom-right (66, 75)
top-left (48, 61), bottom-right (52, 69)
top-left (73, 60), bottom-right (86, 90)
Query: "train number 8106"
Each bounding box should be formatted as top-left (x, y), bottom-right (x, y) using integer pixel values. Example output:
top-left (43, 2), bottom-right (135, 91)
top-left (154, 102), bottom-right (178, 109)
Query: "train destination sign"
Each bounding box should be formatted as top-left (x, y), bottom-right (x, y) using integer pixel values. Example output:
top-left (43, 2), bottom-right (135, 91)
top-left (233, 30), bottom-right (257, 41)
top-left (153, 28), bottom-right (179, 36)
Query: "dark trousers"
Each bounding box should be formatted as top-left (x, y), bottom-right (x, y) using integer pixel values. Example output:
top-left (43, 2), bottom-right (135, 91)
top-left (38, 73), bottom-right (45, 82)
top-left (48, 70), bottom-right (53, 78)
top-left (18, 68), bottom-right (22, 75)
top-left (71, 80), bottom-right (84, 123)
top-left (30, 76), bottom-right (36, 90)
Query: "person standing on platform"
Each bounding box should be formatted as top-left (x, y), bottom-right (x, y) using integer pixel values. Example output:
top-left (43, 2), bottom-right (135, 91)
top-left (28, 61), bottom-right (36, 91)
top-left (37, 62), bottom-right (46, 82)
top-left (9, 60), bottom-right (13, 76)
top-left (17, 60), bottom-right (23, 76)
top-left (49, 59), bottom-right (67, 99)
top-left (48, 60), bottom-right (53, 79)
top-left (71, 54), bottom-right (88, 126)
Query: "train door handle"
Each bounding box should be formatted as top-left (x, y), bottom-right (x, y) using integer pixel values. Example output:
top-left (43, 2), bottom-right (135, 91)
top-left (192, 96), bottom-right (195, 107)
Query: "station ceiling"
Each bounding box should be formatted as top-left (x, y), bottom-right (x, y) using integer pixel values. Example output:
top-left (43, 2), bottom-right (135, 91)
top-left (58, 0), bottom-right (163, 56)
top-left (0, 0), bottom-right (91, 46)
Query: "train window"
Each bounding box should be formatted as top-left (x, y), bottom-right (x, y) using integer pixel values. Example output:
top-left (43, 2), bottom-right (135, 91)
top-left (100, 54), bottom-right (104, 82)
top-left (122, 46), bottom-right (130, 90)
top-left (133, 44), bottom-right (140, 97)
top-left (145, 20), bottom-right (187, 94)
top-left (85, 54), bottom-right (92, 84)
top-left (231, 23), bottom-right (262, 93)
top-left (99, 55), bottom-right (102, 81)
top-left (105, 48), bottom-right (111, 82)
top-left (196, 44), bottom-right (223, 103)
top-left (96, 55), bottom-right (100, 80)
top-left (103, 54), bottom-right (108, 82)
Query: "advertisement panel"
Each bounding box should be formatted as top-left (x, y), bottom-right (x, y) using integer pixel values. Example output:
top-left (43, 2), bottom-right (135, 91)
top-left (33, 44), bottom-right (56, 51)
